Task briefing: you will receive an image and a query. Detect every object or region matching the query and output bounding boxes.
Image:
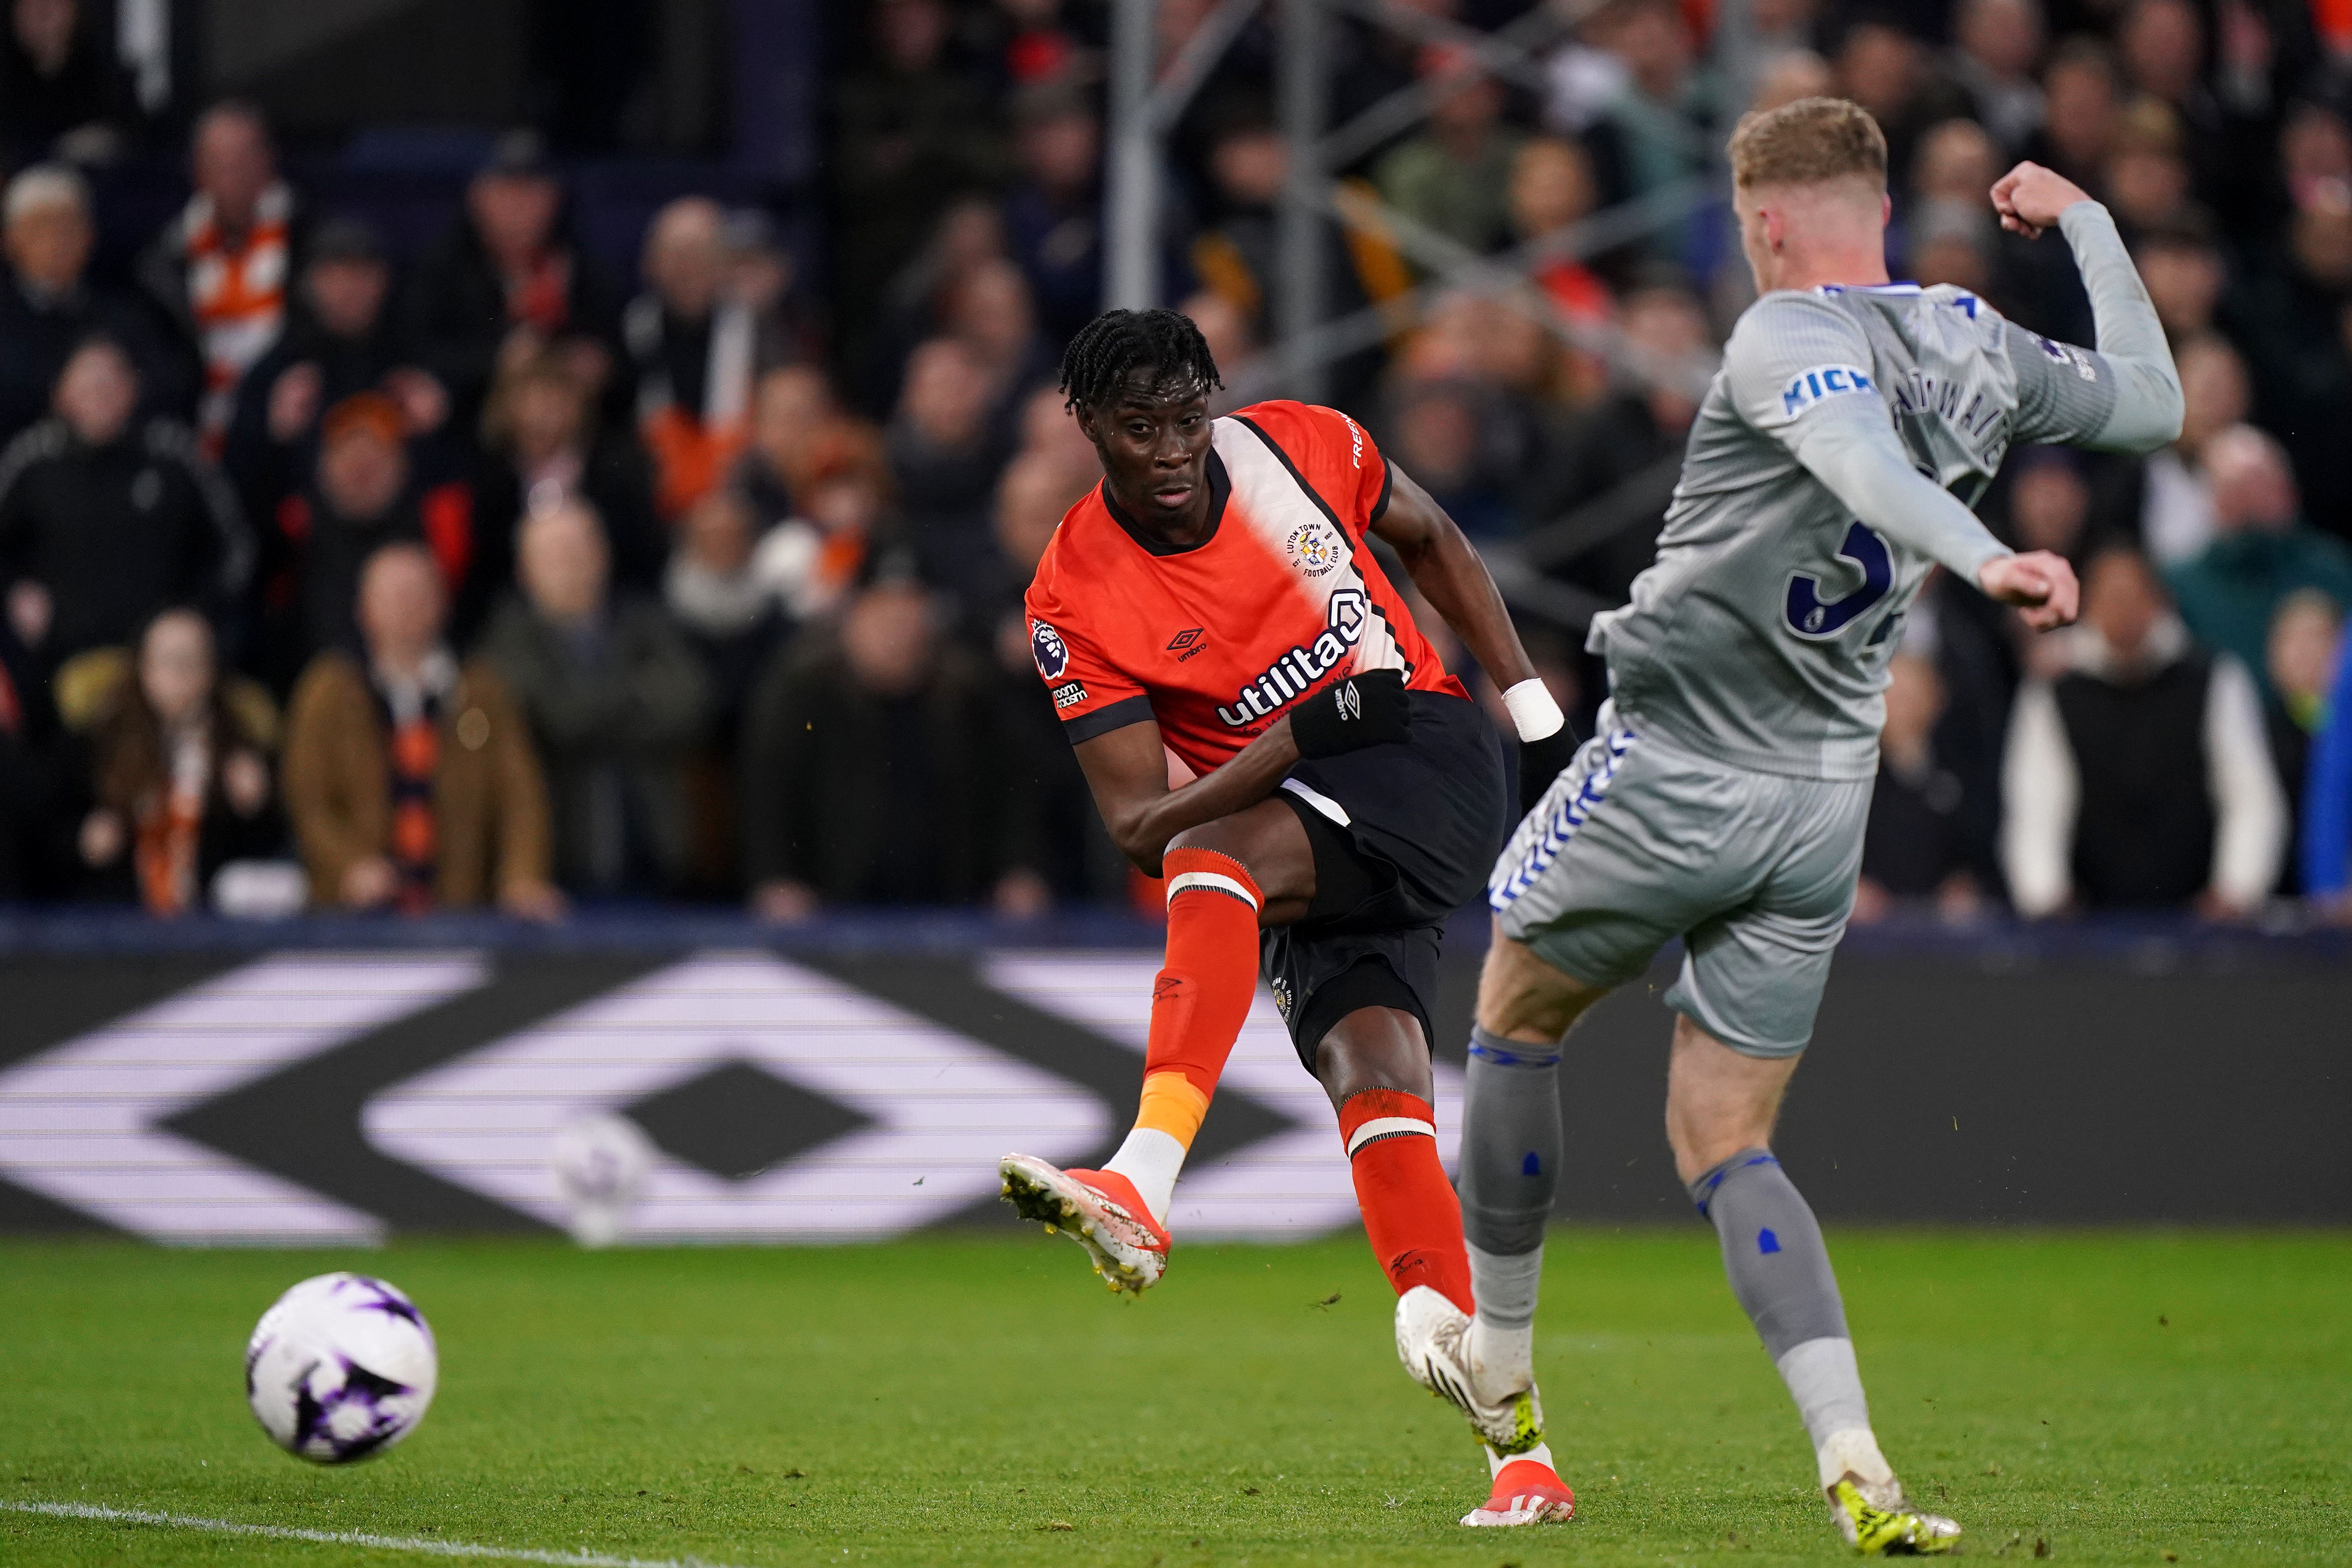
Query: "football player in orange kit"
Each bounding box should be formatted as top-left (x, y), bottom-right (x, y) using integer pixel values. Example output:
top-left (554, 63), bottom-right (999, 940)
top-left (999, 308), bottom-right (1581, 1525)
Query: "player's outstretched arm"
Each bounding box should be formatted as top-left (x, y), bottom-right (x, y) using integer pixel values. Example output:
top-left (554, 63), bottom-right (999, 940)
top-left (1370, 466), bottom-right (1580, 790)
top-left (1992, 161), bottom-right (2183, 453)
top-left (1794, 418), bottom-right (2081, 628)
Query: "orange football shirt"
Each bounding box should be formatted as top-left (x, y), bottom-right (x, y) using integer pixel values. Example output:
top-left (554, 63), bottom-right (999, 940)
top-left (1024, 399), bottom-right (1467, 778)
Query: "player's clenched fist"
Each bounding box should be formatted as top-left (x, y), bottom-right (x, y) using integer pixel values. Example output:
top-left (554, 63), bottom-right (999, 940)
top-left (1290, 668), bottom-right (1411, 757)
top-left (1990, 161), bottom-right (2093, 239)
top-left (1978, 549), bottom-right (2081, 631)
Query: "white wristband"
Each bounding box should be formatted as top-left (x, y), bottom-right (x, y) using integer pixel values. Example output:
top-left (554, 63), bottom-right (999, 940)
top-left (1502, 678), bottom-right (1566, 742)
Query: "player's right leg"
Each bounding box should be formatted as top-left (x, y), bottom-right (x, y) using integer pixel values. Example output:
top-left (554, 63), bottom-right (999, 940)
top-left (1000, 799), bottom-right (1311, 1293)
top-left (1666, 1015), bottom-right (1959, 1556)
top-left (1388, 931), bottom-right (1616, 1526)
top-left (1403, 723), bottom-right (1695, 1523)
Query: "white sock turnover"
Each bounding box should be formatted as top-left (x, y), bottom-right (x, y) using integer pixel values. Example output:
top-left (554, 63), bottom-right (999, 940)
top-left (1101, 1126), bottom-right (1185, 1227)
top-left (1487, 1438), bottom-right (1556, 1480)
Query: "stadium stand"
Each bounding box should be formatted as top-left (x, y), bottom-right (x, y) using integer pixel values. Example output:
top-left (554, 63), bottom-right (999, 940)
top-left (0, 0), bottom-right (2348, 928)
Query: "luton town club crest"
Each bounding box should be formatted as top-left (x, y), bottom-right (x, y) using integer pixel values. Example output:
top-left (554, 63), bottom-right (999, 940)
top-left (1286, 521), bottom-right (1341, 578)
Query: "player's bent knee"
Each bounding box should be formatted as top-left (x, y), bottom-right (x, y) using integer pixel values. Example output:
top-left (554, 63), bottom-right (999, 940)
top-left (1314, 1007), bottom-right (1433, 1107)
top-left (1665, 1015), bottom-right (1803, 1183)
top-left (1475, 928), bottom-right (1607, 1043)
top-left (1167, 801), bottom-right (1315, 909)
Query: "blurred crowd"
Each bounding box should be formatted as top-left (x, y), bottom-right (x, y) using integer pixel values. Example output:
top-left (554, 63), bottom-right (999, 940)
top-left (3, 0), bottom-right (2352, 927)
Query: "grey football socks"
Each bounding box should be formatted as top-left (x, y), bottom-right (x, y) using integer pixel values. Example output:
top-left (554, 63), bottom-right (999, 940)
top-left (1687, 1147), bottom-right (1891, 1489)
top-left (1459, 1026), bottom-right (1563, 1394)
top-left (1687, 1148), bottom-right (1847, 1354)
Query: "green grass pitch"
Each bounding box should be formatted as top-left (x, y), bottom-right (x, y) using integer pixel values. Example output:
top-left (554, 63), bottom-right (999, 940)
top-left (2, 1229), bottom-right (2346, 1566)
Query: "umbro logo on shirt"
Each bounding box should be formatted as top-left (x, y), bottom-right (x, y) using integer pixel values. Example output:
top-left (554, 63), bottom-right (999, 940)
top-left (1168, 628), bottom-right (1209, 662)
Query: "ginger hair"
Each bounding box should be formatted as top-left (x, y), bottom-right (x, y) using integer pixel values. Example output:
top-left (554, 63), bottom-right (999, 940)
top-left (1727, 96), bottom-right (1887, 191)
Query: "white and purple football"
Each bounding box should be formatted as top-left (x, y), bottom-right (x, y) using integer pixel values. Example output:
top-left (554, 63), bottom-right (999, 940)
top-left (245, 1273), bottom-right (438, 1463)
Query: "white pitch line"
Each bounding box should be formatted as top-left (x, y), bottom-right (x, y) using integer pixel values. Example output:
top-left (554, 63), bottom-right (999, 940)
top-left (0, 1500), bottom-right (756, 1568)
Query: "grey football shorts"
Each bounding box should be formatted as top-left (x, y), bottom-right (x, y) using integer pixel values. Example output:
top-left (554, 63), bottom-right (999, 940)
top-left (1486, 718), bottom-right (1869, 1058)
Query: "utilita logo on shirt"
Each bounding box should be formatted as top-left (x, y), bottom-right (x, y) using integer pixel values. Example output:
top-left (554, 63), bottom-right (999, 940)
top-left (1215, 589), bottom-right (1367, 729)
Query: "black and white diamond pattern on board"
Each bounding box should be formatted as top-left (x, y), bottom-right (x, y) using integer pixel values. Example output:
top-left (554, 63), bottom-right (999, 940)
top-left (980, 954), bottom-right (1463, 1238)
top-left (0, 955), bottom-right (487, 1243)
top-left (363, 952), bottom-right (1110, 1240)
top-left (621, 1059), bottom-right (876, 1182)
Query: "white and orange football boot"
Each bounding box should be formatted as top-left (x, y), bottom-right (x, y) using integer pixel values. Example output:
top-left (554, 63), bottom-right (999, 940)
top-left (1395, 1286), bottom-right (1577, 1527)
top-left (998, 1155), bottom-right (1170, 1294)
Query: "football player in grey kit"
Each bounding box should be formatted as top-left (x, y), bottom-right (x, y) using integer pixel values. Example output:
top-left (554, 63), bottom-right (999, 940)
top-left (1391, 98), bottom-right (2183, 1551)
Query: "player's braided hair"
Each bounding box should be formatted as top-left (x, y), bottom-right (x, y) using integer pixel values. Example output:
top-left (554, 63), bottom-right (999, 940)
top-left (1058, 308), bottom-right (1223, 414)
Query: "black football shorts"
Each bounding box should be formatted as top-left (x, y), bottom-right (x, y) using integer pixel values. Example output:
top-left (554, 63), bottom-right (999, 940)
top-left (1260, 689), bottom-right (1508, 1072)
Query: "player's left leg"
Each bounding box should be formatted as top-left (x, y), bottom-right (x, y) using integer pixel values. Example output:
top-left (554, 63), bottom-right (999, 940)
top-left (1318, 996), bottom-right (1574, 1524)
top-left (1667, 1020), bottom-right (1959, 1557)
top-left (1655, 768), bottom-right (1960, 1555)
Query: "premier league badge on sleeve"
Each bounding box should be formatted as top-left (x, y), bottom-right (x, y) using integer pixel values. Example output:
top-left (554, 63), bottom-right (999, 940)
top-left (1031, 621), bottom-right (1070, 681)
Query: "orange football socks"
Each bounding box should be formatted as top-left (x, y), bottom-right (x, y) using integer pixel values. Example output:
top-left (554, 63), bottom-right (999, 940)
top-left (1341, 1088), bottom-right (1474, 1312)
top-left (1100, 847), bottom-right (1265, 1227)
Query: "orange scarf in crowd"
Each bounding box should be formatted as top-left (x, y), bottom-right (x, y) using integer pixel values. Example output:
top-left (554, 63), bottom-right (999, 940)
top-left (629, 295), bottom-right (755, 520)
top-left (132, 728), bottom-right (210, 916)
top-left (181, 183), bottom-right (294, 453)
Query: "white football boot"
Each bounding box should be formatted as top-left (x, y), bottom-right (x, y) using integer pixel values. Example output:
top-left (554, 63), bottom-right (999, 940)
top-left (997, 1153), bottom-right (1169, 1294)
top-left (1393, 1286), bottom-right (1547, 1455)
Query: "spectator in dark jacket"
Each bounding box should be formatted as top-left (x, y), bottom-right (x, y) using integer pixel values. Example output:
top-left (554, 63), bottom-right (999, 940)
top-left (71, 607), bottom-right (281, 913)
top-left (255, 393), bottom-right (442, 688)
top-left (1853, 650), bottom-right (1989, 924)
top-left (0, 0), bottom-right (129, 164)
top-left (741, 574), bottom-right (1044, 918)
top-left (464, 347), bottom-right (663, 643)
top-left (0, 610), bottom-right (63, 896)
top-left (1189, 114), bottom-right (1393, 404)
top-left (223, 218), bottom-right (448, 531)
top-left (135, 102), bottom-right (306, 450)
top-left (480, 498), bottom-right (710, 897)
top-left (2003, 544), bottom-right (2286, 919)
top-left (830, 0), bottom-right (1008, 369)
top-left (664, 487), bottom-right (786, 753)
top-left (886, 337), bottom-right (1012, 597)
top-left (0, 337), bottom-right (248, 667)
top-left (0, 165), bottom-right (193, 446)
top-left (2224, 186), bottom-right (2352, 527)
top-left (398, 131), bottom-right (622, 431)
top-left (662, 486), bottom-right (787, 896)
top-left (999, 83), bottom-right (1109, 346)
top-left (1947, 0), bottom-right (2044, 156)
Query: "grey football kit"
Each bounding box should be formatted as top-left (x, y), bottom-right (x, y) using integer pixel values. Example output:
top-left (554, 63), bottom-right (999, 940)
top-left (1453, 203), bottom-right (2180, 1521)
top-left (1487, 201), bottom-right (2182, 1056)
